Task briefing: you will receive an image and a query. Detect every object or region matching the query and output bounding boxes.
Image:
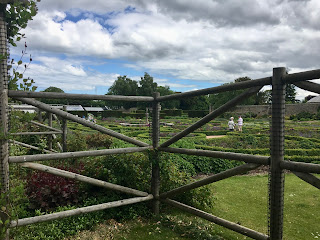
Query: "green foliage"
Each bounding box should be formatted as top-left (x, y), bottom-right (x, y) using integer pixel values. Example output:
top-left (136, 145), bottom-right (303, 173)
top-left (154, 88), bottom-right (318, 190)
top-left (180, 95), bottom-right (209, 110)
top-left (85, 133), bottom-right (113, 149)
top-left (209, 77), bottom-right (257, 109)
top-left (187, 110), bottom-right (209, 118)
top-left (40, 86), bottom-right (67, 105)
top-left (285, 83), bottom-right (297, 103)
top-left (8, 43), bottom-right (37, 92)
top-left (138, 72), bottom-right (157, 97)
top-left (290, 111), bottom-right (315, 121)
top-left (67, 132), bottom-right (88, 152)
top-left (107, 75), bottom-right (139, 109)
top-left (162, 109), bottom-right (182, 116)
top-left (5, 0), bottom-right (39, 47)
top-left (157, 85), bottom-right (180, 109)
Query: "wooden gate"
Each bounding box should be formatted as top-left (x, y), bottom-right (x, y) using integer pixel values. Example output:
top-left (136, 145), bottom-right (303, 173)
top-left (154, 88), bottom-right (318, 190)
top-left (1, 2), bottom-right (320, 239)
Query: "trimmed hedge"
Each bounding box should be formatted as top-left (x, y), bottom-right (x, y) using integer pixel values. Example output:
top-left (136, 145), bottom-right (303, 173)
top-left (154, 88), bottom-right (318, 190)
top-left (102, 110), bottom-right (123, 118)
top-left (162, 109), bottom-right (182, 116)
top-left (186, 110), bottom-right (209, 118)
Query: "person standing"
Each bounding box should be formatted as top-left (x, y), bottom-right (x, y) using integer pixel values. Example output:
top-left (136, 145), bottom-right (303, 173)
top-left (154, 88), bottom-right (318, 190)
top-left (228, 117), bottom-right (235, 131)
top-left (238, 116), bottom-right (243, 132)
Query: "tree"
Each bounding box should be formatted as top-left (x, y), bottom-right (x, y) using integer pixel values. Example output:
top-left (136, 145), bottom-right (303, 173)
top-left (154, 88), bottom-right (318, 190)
top-left (138, 72), bottom-right (157, 96)
top-left (107, 75), bottom-right (138, 109)
top-left (156, 85), bottom-right (180, 109)
top-left (137, 73), bottom-right (157, 109)
top-left (209, 77), bottom-right (256, 110)
top-left (180, 95), bottom-right (209, 110)
top-left (40, 86), bottom-right (67, 105)
top-left (285, 83), bottom-right (297, 103)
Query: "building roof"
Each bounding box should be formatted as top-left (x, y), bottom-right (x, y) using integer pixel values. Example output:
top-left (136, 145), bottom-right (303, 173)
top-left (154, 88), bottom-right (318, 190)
top-left (83, 107), bottom-right (104, 112)
top-left (65, 105), bottom-right (84, 111)
top-left (307, 95), bottom-right (320, 103)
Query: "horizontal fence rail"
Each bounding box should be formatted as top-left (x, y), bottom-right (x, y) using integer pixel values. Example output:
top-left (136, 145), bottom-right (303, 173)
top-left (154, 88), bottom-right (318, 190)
top-left (9, 140), bottom-right (55, 154)
top-left (283, 69), bottom-right (320, 84)
top-left (10, 195), bottom-right (153, 228)
top-left (21, 162), bottom-right (149, 196)
top-left (10, 131), bottom-right (62, 136)
top-left (9, 146), bottom-right (151, 163)
top-left (9, 90), bottom-right (154, 102)
top-left (280, 160), bottom-right (320, 173)
top-left (159, 147), bottom-right (270, 165)
top-left (157, 77), bottom-right (270, 102)
top-left (30, 120), bottom-right (62, 132)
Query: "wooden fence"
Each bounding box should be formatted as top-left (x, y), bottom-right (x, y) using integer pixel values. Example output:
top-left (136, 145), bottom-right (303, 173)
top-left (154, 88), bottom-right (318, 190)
top-left (1, 2), bottom-right (320, 240)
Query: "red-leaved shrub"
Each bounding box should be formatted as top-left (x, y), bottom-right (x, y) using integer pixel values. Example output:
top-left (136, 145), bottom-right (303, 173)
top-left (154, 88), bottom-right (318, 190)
top-left (26, 166), bottom-right (82, 210)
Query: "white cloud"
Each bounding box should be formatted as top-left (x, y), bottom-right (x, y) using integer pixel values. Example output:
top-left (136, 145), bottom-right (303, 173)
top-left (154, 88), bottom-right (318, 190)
top-left (22, 56), bottom-right (118, 92)
top-left (13, 0), bottom-right (320, 100)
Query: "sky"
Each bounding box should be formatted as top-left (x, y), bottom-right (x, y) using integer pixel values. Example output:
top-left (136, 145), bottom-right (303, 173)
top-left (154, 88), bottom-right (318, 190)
top-left (10, 0), bottom-right (320, 100)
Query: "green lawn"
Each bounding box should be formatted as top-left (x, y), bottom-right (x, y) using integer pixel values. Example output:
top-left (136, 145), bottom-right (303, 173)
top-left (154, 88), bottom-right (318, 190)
top-left (207, 173), bottom-right (320, 240)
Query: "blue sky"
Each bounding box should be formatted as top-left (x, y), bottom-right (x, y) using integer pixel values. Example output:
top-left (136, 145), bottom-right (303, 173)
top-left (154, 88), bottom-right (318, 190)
top-left (10, 0), bottom-right (320, 100)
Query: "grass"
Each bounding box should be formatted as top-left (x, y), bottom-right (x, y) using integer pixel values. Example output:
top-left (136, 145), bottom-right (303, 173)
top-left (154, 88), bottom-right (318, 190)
top-left (67, 173), bottom-right (319, 240)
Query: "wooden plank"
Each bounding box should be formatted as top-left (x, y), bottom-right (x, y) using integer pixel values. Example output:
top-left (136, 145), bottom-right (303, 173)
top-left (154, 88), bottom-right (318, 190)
top-left (157, 77), bottom-right (270, 102)
top-left (160, 86), bottom-right (262, 148)
top-left (21, 162), bottom-right (149, 196)
top-left (8, 90), bottom-right (153, 102)
top-left (159, 147), bottom-right (269, 165)
top-left (10, 131), bottom-right (62, 136)
top-left (294, 81), bottom-right (320, 94)
top-left (10, 195), bottom-right (153, 227)
top-left (9, 146), bottom-right (151, 163)
top-left (9, 140), bottom-right (55, 154)
top-left (163, 199), bottom-right (269, 240)
top-left (292, 171), bottom-right (320, 190)
top-left (283, 69), bottom-right (320, 84)
top-left (151, 92), bottom-right (160, 214)
top-left (13, 97), bottom-right (149, 147)
top-left (30, 120), bottom-right (61, 132)
top-left (160, 163), bottom-right (260, 199)
top-left (280, 160), bottom-right (320, 174)
top-left (269, 67), bottom-right (286, 240)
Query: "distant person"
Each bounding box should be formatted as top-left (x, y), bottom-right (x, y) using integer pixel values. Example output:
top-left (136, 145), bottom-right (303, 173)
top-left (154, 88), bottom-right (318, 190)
top-left (228, 117), bottom-right (235, 131)
top-left (238, 116), bottom-right (243, 132)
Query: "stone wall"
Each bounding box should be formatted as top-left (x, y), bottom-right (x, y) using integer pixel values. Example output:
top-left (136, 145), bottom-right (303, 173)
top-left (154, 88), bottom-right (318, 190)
top-left (232, 103), bottom-right (320, 117)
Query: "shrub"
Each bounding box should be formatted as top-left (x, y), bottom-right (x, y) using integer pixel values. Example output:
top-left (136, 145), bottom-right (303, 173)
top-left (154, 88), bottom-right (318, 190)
top-left (102, 110), bottom-right (123, 118)
top-left (187, 110), bottom-right (209, 118)
top-left (67, 132), bottom-right (88, 152)
top-left (26, 165), bottom-right (83, 211)
top-left (162, 109), bottom-right (182, 116)
top-left (295, 111), bottom-right (315, 121)
top-left (85, 133), bottom-right (113, 149)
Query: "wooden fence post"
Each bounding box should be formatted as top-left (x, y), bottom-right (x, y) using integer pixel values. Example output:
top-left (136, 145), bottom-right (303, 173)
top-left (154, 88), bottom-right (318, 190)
top-left (0, 3), bottom-right (9, 239)
top-left (151, 92), bottom-right (160, 214)
top-left (62, 106), bottom-right (67, 152)
top-left (48, 113), bottom-right (53, 150)
top-left (269, 67), bottom-right (286, 240)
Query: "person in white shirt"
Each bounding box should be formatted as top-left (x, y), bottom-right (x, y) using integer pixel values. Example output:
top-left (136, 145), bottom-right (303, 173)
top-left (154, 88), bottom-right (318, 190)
top-left (228, 117), bottom-right (235, 131)
top-left (238, 116), bottom-right (243, 132)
